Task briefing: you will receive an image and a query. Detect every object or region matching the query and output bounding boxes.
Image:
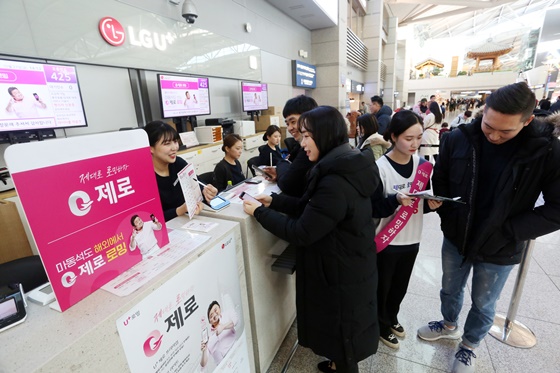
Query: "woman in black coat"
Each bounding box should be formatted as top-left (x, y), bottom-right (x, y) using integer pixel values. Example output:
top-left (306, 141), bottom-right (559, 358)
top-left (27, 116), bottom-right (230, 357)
top-left (243, 106), bottom-right (380, 373)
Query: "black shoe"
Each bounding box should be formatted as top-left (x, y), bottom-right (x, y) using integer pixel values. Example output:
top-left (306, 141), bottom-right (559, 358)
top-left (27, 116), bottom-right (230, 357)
top-left (318, 360), bottom-right (336, 373)
top-left (380, 332), bottom-right (400, 349)
top-left (391, 322), bottom-right (406, 338)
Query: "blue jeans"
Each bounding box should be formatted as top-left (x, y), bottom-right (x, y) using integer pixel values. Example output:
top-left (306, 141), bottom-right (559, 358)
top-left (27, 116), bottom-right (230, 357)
top-left (440, 238), bottom-right (514, 348)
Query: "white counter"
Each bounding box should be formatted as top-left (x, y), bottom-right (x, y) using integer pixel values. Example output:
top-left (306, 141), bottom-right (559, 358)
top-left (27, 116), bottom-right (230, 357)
top-left (200, 186), bottom-right (296, 373)
top-left (0, 216), bottom-right (248, 373)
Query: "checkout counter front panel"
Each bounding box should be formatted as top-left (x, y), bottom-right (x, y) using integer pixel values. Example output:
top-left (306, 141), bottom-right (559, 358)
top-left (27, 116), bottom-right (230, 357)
top-left (0, 217), bottom-right (254, 373)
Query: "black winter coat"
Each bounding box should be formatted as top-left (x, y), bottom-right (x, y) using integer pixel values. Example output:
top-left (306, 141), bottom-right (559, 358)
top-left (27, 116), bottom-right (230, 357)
top-left (254, 143), bottom-right (380, 364)
top-left (433, 113), bottom-right (560, 265)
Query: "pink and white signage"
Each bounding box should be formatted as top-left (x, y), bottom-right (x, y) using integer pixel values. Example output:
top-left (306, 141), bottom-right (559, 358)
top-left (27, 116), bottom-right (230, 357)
top-left (158, 74), bottom-right (211, 118)
top-left (241, 82), bottom-right (268, 112)
top-left (0, 59), bottom-right (87, 131)
top-left (5, 130), bottom-right (168, 312)
top-left (116, 233), bottom-right (250, 373)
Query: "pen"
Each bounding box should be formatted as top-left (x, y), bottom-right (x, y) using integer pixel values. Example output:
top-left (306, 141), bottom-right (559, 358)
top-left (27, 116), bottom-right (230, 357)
top-left (193, 178), bottom-right (207, 187)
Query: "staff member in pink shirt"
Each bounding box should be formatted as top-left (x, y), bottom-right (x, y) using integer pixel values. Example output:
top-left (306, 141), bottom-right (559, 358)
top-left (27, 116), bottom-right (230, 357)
top-left (200, 300), bottom-right (238, 367)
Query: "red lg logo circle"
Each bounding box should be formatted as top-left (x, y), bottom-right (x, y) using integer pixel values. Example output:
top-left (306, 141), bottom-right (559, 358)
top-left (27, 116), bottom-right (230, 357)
top-left (99, 17), bottom-right (125, 46)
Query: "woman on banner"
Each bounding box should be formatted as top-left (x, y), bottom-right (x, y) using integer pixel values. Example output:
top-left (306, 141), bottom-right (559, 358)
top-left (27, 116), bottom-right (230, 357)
top-left (144, 121), bottom-right (217, 221)
top-left (370, 110), bottom-right (441, 349)
top-left (242, 106), bottom-right (380, 373)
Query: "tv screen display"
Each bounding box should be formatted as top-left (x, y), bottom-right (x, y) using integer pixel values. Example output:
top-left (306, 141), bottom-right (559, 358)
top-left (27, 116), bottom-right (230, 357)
top-left (158, 74), bottom-right (211, 118)
top-left (241, 82), bottom-right (268, 112)
top-left (0, 59), bottom-right (87, 132)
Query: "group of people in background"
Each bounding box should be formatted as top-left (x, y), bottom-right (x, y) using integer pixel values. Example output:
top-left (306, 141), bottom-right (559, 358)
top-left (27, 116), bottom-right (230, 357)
top-left (139, 81), bottom-right (560, 373)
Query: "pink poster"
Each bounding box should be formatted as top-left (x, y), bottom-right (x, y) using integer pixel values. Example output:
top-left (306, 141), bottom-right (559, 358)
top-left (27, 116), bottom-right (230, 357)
top-left (6, 130), bottom-right (168, 311)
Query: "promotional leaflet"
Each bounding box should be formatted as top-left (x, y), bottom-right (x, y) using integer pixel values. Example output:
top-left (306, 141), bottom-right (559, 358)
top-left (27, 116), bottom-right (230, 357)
top-left (5, 130), bottom-right (168, 312)
top-left (177, 163), bottom-right (203, 220)
top-left (102, 229), bottom-right (211, 297)
top-left (116, 232), bottom-right (250, 373)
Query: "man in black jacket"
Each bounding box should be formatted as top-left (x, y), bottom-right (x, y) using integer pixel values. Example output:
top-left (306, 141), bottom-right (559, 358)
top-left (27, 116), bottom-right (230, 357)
top-left (369, 95), bottom-right (392, 135)
top-left (417, 82), bottom-right (560, 373)
top-left (264, 95), bottom-right (318, 197)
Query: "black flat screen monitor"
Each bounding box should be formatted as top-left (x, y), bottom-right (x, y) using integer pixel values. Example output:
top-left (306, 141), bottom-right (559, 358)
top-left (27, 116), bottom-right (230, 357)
top-left (241, 82), bottom-right (268, 112)
top-left (0, 59), bottom-right (87, 132)
top-left (158, 74), bottom-right (211, 118)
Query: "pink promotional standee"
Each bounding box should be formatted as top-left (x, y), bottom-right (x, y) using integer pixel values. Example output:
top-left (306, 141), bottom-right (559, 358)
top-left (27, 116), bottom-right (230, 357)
top-left (5, 130), bottom-right (168, 311)
top-left (374, 161), bottom-right (433, 253)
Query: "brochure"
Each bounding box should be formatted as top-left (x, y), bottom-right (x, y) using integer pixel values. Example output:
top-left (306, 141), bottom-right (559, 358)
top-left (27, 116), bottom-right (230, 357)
top-left (406, 190), bottom-right (466, 204)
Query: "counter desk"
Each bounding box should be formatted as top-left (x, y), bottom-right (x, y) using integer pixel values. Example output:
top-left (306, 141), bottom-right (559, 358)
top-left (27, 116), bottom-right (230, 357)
top-left (200, 180), bottom-right (296, 373)
top-left (0, 216), bottom-right (252, 373)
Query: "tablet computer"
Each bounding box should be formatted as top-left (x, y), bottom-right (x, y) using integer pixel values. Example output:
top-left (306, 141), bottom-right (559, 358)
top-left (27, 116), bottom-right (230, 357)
top-left (206, 196), bottom-right (230, 211)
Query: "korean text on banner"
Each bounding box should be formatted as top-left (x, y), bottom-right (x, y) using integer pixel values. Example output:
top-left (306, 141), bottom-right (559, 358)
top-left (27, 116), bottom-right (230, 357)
top-left (5, 130), bottom-right (168, 311)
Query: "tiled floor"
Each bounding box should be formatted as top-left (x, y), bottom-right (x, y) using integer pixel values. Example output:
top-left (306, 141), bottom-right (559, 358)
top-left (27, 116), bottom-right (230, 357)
top-left (267, 212), bottom-right (560, 373)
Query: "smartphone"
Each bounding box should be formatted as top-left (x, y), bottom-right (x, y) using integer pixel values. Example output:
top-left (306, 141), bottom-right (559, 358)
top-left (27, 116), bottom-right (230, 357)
top-left (150, 214), bottom-right (156, 222)
top-left (240, 191), bottom-right (262, 205)
top-left (245, 178), bottom-right (262, 184)
top-left (208, 196), bottom-right (230, 211)
top-left (252, 165), bottom-right (273, 179)
top-left (201, 328), bottom-right (208, 343)
top-left (33, 93), bottom-right (39, 101)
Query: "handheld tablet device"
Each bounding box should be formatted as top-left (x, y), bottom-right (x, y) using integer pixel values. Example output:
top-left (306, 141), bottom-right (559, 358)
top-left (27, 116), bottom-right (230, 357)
top-left (207, 196), bottom-right (230, 211)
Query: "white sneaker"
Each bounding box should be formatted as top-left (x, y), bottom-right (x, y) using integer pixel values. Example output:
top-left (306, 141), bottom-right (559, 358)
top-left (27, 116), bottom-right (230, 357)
top-left (452, 345), bottom-right (476, 373)
top-left (417, 320), bottom-right (461, 341)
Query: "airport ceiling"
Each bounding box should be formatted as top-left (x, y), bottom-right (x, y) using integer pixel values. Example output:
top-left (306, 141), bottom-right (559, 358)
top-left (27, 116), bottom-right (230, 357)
top-left (385, 0), bottom-right (559, 42)
top-left (267, 0), bottom-right (560, 69)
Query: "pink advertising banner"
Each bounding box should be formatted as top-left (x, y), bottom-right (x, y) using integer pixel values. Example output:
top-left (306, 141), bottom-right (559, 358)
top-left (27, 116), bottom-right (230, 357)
top-left (5, 130), bottom-right (168, 312)
top-left (116, 232), bottom-right (250, 373)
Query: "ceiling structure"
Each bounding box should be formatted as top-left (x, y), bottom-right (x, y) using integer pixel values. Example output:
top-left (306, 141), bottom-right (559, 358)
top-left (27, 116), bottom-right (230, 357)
top-left (385, 0), bottom-right (560, 70)
top-left (265, 0), bottom-right (560, 71)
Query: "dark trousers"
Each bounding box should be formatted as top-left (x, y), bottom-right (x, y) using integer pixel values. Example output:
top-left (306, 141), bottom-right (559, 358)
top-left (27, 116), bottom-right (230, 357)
top-left (334, 360), bottom-right (359, 373)
top-left (376, 244), bottom-right (419, 335)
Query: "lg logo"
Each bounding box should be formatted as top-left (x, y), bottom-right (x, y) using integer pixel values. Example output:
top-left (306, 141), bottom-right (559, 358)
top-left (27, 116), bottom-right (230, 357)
top-left (98, 17), bottom-right (125, 46)
top-left (98, 17), bottom-right (176, 51)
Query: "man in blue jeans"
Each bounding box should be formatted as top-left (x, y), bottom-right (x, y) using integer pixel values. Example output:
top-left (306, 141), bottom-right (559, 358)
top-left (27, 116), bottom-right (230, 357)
top-left (417, 82), bottom-right (560, 372)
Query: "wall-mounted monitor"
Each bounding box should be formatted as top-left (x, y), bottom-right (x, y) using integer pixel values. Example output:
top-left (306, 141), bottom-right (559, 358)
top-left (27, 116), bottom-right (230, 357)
top-left (292, 60), bottom-right (317, 89)
top-left (0, 59), bottom-right (87, 132)
top-left (241, 82), bottom-right (268, 112)
top-left (158, 74), bottom-right (211, 118)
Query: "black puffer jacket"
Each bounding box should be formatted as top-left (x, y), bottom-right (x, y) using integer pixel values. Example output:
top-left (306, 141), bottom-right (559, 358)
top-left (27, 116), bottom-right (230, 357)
top-left (433, 112), bottom-right (560, 265)
top-left (254, 143), bottom-right (380, 365)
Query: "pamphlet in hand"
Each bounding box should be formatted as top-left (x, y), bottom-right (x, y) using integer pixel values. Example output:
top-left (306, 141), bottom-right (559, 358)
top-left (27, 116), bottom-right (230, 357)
top-left (406, 190), bottom-right (465, 204)
top-left (177, 163), bottom-right (203, 219)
